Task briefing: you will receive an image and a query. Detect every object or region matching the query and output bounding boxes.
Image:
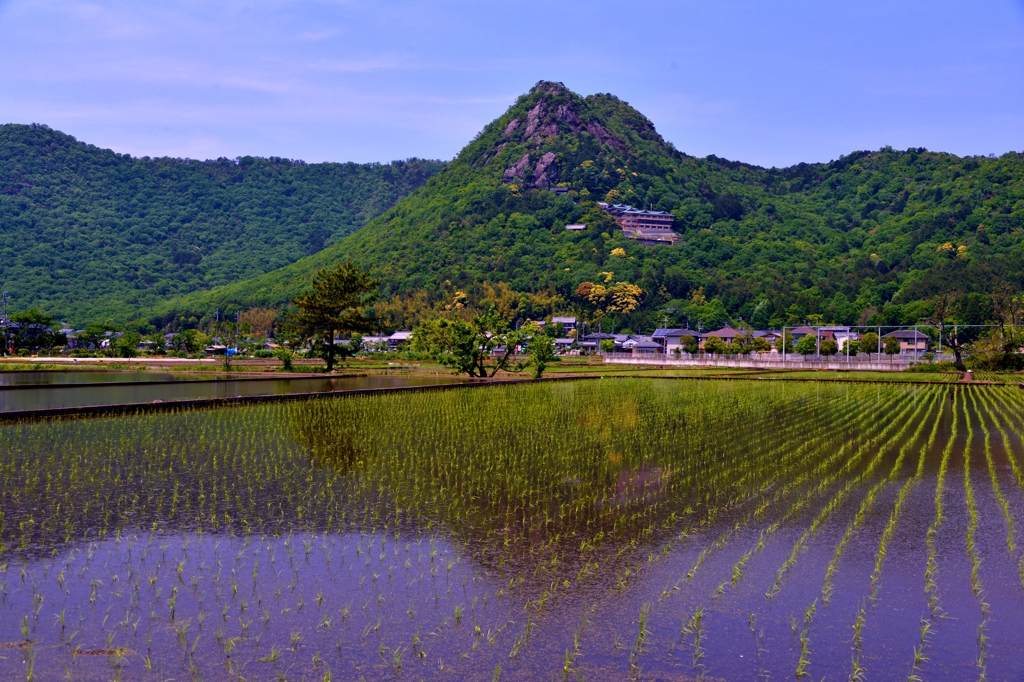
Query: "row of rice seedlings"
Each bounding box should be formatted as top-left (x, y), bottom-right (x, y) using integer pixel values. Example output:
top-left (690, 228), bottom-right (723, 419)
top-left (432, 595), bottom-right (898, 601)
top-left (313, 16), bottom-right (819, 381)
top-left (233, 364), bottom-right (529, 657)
top-left (765, 388), bottom-right (932, 600)
top-left (783, 391), bottom-right (937, 679)
top-left (847, 396), bottom-right (945, 680)
top-left (978, 388), bottom-right (1024, 590)
top-left (819, 391), bottom-right (941, 605)
top-left (711, 386), bottom-right (911, 598)
top-left (512, 384), bottom-right (849, 659)
top-left (509, 383), bottom-right (876, 669)
top-left (622, 386), bottom-right (913, 678)
top-left (961, 395), bottom-right (986, 606)
top-left (972, 390), bottom-right (1017, 555)
top-left (924, 389), bottom-right (961, 619)
top-left (961, 391), bottom-right (990, 680)
top-left (670, 385), bottom-right (885, 592)
top-left (611, 385), bottom-right (900, 666)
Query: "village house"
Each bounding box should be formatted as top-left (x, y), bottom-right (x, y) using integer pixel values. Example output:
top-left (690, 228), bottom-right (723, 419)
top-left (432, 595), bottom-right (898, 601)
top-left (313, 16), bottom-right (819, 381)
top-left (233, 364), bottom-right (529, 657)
top-left (630, 340), bottom-right (662, 356)
top-left (551, 316), bottom-right (578, 332)
top-left (652, 328), bottom-right (701, 353)
top-left (882, 329), bottom-right (930, 355)
top-left (819, 326), bottom-right (858, 350)
top-left (699, 326), bottom-right (745, 349)
top-left (386, 331), bottom-right (414, 351)
top-left (754, 330), bottom-right (783, 346)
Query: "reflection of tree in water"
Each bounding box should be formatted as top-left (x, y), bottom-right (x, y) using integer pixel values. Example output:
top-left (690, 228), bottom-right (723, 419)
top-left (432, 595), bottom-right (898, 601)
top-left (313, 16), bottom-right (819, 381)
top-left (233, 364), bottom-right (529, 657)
top-left (285, 382), bottom-right (801, 586)
top-left (0, 380), bottom-right (849, 585)
top-left (291, 400), bottom-right (368, 475)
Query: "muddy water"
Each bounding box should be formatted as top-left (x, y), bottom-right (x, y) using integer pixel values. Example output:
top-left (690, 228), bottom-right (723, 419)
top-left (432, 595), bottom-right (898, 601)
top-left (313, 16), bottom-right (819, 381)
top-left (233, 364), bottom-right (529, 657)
top-left (0, 380), bottom-right (1022, 680)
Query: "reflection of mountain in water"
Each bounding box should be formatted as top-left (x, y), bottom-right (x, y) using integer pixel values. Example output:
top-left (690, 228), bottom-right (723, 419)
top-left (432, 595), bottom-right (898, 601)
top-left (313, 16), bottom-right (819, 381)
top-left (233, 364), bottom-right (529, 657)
top-left (0, 381), bottom-right (870, 582)
top-left (292, 400), bottom-right (368, 475)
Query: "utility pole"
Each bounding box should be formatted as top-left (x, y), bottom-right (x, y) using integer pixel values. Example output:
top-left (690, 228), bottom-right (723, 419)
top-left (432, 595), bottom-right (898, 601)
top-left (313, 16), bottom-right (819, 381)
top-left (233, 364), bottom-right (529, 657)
top-left (0, 292), bottom-right (7, 356)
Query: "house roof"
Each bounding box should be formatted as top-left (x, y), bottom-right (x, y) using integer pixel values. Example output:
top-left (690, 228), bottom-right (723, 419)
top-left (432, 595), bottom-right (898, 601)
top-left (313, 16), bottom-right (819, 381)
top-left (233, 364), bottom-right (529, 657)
top-left (601, 203), bottom-right (675, 218)
top-left (882, 330), bottom-right (929, 340)
top-left (703, 326), bottom-right (743, 338)
top-left (652, 328), bottom-right (700, 338)
top-left (630, 341), bottom-right (662, 349)
top-left (388, 331), bottom-right (413, 341)
top-left (551, 316), bottom-right (577, 324)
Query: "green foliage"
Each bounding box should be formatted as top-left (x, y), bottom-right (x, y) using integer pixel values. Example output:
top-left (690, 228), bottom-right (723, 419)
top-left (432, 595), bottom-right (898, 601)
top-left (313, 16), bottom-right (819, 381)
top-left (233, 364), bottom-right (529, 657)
top-left (528, 332), bottom-right (558, 378)
top-left (775, 332), bottom-right (795, 354)
top-left (703, 336), bottom-right (726, 354)
top-left (162, 82), bottom-right (1024, 332)
top-left (113, 331), bottom-right (141, 358)
top-left (274, 348), bottom-right (294, 371)
top-left (171, 329), bottom-right (207, 353)
top-left (725, 341), bottom-right (744, 355)
top-left (9, 308), bottom-right (54, 326)
top-left (884, 336), bottom-right (902, 356)
top-left (820, 338), bottom-right (839, 356)
top-left (0, 123), bottom-right (443, 324)
top-left (599, 338), bottom-right (616, 353)
top-left (283, 262), bottom-right (379, 372)
top-left (860, 332), bottom-right (880, 354)
top-left (412, 307), bottom-right (528, 377)
top-left (10, 83), bottom-right (1024, 332)
top-left (795, 335), bottom-right (819, 355)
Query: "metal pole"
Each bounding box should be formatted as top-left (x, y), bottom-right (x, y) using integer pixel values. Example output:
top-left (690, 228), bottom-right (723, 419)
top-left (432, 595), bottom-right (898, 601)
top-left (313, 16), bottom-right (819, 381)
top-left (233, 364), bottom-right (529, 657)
top-left (782, 326), bottom-right (786, 364)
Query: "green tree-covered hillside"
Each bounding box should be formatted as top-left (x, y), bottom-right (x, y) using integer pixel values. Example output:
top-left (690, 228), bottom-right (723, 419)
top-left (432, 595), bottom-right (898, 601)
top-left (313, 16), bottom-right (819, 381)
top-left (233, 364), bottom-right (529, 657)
top-left (164, 81), bottom-right (1024, 330)
top-left (0, 124), bottom-right (444, 324)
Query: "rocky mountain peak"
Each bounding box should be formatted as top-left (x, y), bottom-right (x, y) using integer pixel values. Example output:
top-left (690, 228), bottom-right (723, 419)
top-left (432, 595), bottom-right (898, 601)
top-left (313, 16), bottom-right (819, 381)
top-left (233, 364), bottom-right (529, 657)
top-left (484, 82), bottom-right (641, 190)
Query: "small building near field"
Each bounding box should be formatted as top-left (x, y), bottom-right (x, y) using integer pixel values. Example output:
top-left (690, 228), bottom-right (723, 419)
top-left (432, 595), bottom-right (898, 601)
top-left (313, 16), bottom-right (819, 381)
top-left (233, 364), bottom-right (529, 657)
top-left (882, 329), bottom-right (930, 355)
top-left (630, 340), bottom-right (662, 356)
top-left (699, 326), bottom-right (744, 348)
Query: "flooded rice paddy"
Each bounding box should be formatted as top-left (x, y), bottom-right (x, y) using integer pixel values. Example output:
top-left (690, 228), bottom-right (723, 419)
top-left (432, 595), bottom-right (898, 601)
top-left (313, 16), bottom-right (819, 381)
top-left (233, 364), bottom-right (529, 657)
top-left (0, 375), bottom-right (463, 413)
top-left (1, 378), bottom-right (1023, 680)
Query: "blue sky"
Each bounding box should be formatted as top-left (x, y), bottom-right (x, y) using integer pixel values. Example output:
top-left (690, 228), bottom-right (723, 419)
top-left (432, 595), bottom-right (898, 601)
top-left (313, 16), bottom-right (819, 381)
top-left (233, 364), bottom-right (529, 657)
top-left (1, 1), bottom-right (1022, 167)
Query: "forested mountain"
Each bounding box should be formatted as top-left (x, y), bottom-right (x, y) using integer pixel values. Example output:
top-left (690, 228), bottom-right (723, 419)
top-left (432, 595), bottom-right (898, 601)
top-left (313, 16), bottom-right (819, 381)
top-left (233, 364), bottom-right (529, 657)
top-left (0, 124), bottom-right (444, 324)
top-left (163, 81), bottom-right (1024, 331)
top-left (7, 80), bottom-right (1024, 331)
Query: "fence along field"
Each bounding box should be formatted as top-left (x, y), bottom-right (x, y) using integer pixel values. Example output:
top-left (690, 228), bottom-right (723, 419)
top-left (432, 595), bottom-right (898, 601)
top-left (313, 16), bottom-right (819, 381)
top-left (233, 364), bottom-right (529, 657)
top-left (0, 379), bottom-right (1023, 680)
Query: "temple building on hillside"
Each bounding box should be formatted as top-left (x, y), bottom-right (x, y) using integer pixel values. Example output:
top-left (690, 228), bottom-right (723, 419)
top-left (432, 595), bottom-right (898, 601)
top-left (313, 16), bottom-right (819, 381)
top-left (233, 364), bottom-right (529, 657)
top-left (598, 203), bottom-right (678, 245)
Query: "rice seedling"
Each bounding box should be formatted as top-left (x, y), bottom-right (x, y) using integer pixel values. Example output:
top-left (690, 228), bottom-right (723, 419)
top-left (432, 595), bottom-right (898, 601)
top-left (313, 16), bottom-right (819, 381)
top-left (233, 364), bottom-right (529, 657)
top-left (2, 379), bottom-right (1022, 679)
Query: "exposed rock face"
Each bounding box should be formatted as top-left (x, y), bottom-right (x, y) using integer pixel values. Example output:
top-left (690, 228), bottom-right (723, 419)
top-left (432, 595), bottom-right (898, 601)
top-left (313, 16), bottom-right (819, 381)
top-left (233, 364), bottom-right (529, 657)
top-left (502, 153), bottom-right (531, 184)
top-left (495, 80), bottom-right (645, 187)
top-left (533, 152), bottom-right (557, 189)
top-left (585, 121), bottom-right (622, 150)
top-left (523, 103), bottom-right (545, 139)
top-left (556, 104), bottom-right (580, 127)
